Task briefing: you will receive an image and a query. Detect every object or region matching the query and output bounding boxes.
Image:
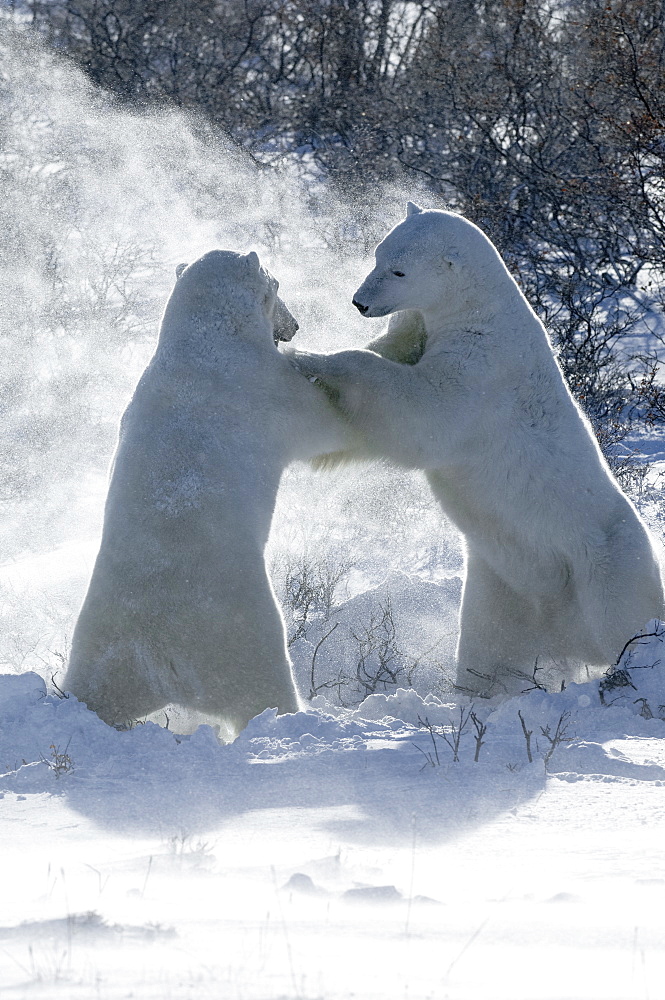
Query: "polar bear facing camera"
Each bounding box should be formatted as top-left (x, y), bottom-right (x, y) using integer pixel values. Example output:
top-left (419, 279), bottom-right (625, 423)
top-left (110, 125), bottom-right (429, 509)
top-left (291, 205), bottom-right (664, 697)
top-left (65, 250), bottom-right (353, 731)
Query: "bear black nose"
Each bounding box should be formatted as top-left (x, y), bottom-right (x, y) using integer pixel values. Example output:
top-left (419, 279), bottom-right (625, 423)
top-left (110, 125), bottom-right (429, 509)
top-left (352, 299), bottom-right (369, 315)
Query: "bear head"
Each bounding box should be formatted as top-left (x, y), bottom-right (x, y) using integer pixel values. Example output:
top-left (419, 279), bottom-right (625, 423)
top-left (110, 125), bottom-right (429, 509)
top-left (173, 250), bottom-right (298, 345)
top-left (352, 203), bottom-right (504, 320)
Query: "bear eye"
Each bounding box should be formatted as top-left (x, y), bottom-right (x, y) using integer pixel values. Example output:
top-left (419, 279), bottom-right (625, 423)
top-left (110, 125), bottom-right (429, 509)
top-left (392, 270), bottom-right (406, 277)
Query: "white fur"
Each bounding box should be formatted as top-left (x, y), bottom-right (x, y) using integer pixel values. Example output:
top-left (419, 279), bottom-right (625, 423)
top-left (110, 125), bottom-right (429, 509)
top-left (65, 250), bottom-right (352, 729)
top-left (291, 208), bottom-right (664, 696)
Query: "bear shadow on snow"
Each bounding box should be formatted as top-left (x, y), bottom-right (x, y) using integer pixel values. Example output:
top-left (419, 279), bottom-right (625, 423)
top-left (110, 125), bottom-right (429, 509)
top-left (57, 716), bottom-right (547, 848)
top-left (10, 662), bottom-right (665, 850)
top-left (1, 672), bottom-right (547, 847)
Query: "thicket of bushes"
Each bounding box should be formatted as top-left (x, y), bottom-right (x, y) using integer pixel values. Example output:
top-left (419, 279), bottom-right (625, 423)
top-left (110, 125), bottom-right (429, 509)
top-left (23, 0), bottom-right (665, 476)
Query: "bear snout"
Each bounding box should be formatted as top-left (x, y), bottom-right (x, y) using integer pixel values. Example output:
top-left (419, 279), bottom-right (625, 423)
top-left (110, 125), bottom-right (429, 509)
top-left (352, 298), bottom-right (369, 315)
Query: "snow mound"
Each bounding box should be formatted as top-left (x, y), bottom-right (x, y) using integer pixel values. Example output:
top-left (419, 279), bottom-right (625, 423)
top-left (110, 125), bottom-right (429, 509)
top-left (288, 570), bottom-right (461, 705)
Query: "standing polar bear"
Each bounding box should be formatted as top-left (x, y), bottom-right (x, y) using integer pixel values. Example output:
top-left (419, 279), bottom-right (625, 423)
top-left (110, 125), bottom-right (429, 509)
top-left (291, 205), bottom-right (664, 696)
top-left (65, 250), bottom-right (353, 731)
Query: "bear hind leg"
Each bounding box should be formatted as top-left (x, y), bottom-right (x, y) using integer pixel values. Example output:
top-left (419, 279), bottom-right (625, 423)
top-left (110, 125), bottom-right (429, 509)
top-left (454, 554), bottom-right (545, 698)
top-left (65, 643), bottom-right (171, 728)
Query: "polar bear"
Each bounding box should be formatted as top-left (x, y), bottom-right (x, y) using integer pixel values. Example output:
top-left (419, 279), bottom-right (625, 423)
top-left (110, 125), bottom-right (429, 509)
top-left (290, 205), bottom-right (664, 697)
top-left (64, 250), bottom-right (353, 731)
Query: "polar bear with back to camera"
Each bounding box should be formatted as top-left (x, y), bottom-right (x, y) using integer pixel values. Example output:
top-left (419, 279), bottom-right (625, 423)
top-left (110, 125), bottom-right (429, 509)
top-left (290, 204), bottom-right (665, 697)
top-left (64, 249), bottom-right (354, 733)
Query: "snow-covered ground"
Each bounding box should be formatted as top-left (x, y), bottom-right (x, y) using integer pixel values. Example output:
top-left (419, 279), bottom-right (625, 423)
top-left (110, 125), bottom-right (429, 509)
top-left (3, 452), bottom-right (665, 1000)
top-left (2, 626), bottom-right (665, 1000)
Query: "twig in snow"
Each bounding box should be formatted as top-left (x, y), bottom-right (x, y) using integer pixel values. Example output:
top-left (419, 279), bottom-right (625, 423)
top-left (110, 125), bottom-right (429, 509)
top-left (517, 710), bottom-right (533, 764)
top-left (308, 621), bottom-right (340, 700)
top-left (436, 706), bottom-right (471, 763)
top-left (470, 711), bottom-right (487, 762)
top-left (539, 711), bottom-right (575, 768)
top-left (415, 715), bottom-right (441, 768)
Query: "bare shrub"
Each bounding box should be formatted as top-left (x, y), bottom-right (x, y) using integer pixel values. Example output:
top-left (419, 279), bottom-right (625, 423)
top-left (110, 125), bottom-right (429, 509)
top-left (350, 597), bottom-right (411, 699)
top-left (599, 623), bottom-right (665, 709)
top-left (41, 741), bottom-right (74, 777)
top-left (415, 707), bottom-right (477, 766)
top-left (270, 545), bottom-right (354, 648)
top-left (538, 711), bottom-right (575, 769)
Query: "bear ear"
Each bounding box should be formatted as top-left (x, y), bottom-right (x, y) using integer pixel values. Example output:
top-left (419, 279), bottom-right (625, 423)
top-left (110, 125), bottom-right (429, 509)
top-left (175, 262), bottom-right (188, 279)
top-left (246, 251), bottom-right (261, 273)
top-left (406, 201), bottom-right (423, 217)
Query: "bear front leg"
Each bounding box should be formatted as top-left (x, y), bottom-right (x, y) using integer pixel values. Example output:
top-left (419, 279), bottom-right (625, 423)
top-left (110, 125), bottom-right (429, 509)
top-left (365, 309), bottom-right (427, 365)
top-left (287, 347), bottom-right (453, 469)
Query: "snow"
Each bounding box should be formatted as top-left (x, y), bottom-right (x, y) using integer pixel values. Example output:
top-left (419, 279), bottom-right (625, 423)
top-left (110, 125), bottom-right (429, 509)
top-left (2, 627), bottom-right (665, 999)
